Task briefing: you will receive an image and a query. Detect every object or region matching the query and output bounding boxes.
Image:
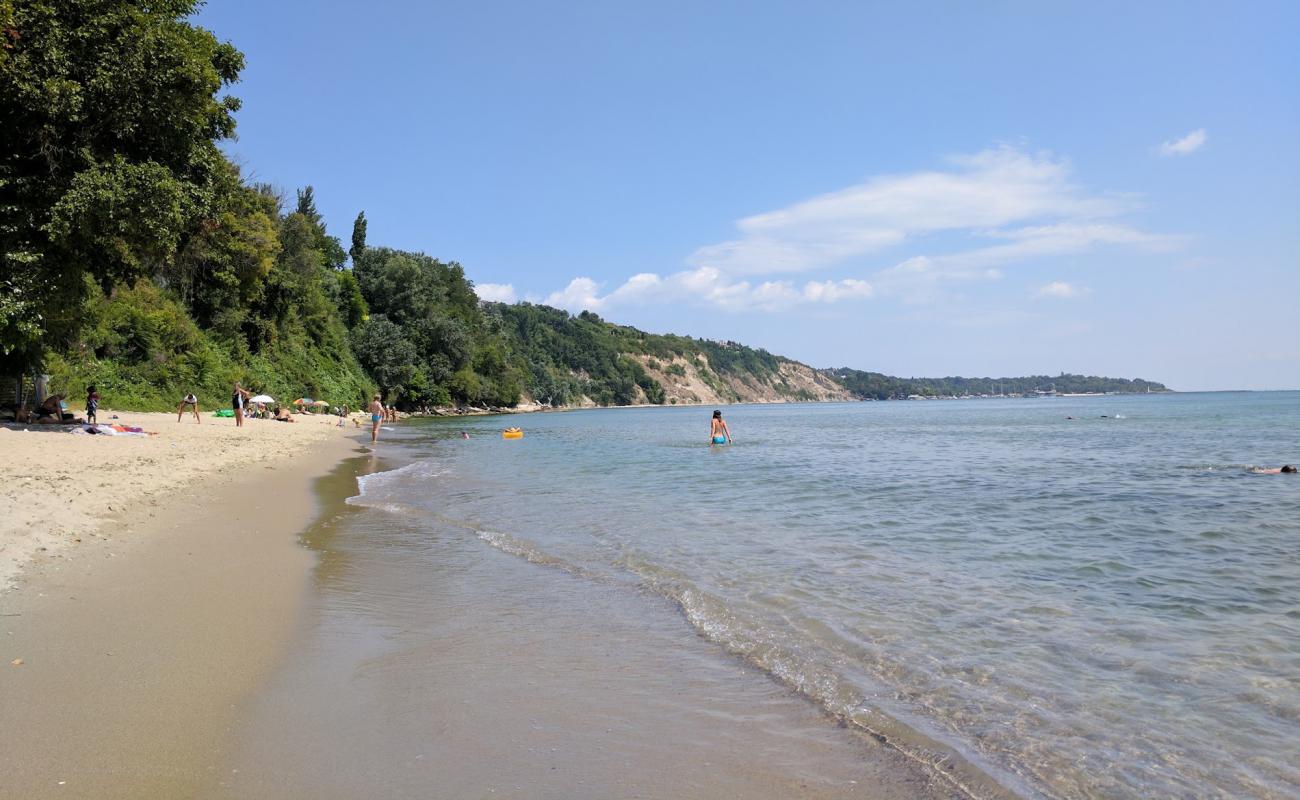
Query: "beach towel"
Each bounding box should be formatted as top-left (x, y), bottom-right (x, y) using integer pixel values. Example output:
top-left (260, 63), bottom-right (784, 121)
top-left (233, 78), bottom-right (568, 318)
top-left (213, 409), bottom-right (234, 418)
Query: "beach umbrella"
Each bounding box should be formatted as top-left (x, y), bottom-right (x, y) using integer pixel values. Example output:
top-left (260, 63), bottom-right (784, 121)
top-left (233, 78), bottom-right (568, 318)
top-left (249, 394), bottom-right (275, 404)
top-left (294, 398), bottom-right (311, 405)
top-left (311, 400), bottom-right (330, 407)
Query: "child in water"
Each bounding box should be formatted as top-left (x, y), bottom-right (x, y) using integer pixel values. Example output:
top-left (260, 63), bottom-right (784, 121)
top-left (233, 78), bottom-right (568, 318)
top-left (710, 410), bottom-right (732, 446)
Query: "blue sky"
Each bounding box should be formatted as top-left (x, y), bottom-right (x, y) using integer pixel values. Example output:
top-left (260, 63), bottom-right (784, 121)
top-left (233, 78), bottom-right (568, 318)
top-left (196, 1), bottom-right (1298, 390)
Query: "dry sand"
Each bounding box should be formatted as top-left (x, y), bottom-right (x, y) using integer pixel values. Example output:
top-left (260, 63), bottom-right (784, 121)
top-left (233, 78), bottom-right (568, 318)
top-left (0, 410), bottom-right (360, 590)
top-left (0, 425), bottom-right (361, 798)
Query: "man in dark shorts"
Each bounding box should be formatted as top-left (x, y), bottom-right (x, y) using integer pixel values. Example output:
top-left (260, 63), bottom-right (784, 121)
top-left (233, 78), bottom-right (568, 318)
top-left (177, 392), bottom-right (200, 423)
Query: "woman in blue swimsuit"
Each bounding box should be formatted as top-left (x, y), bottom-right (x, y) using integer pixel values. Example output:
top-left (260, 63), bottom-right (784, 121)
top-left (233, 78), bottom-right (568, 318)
top-left (710, 409), bottom-right (732, 446)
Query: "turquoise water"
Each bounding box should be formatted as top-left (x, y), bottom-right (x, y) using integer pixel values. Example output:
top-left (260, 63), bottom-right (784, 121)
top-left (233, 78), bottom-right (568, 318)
top-left (356, 392), bottom-right (1300, 798)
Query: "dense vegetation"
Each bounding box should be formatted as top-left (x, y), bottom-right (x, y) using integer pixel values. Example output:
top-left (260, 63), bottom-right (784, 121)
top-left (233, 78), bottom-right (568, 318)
top-left (350, 245), bottom-right (521, 407)
top-left (0, 1), bottom-right (1171, 412)
top-left (0, 0), bottom-right (372, 409)
top-left (827, 368), bottom-right (1168, 400)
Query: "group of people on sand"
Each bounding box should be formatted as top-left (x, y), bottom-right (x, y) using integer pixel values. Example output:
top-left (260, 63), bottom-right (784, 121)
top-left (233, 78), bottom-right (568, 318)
top-left (173, 382), bottom-right (341, 428)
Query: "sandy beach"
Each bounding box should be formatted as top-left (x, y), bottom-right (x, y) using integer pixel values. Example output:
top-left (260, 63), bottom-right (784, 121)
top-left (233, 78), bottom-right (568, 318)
top-left (0, 415), bottom-right (361, 798)
top-left (0, 410), bottom-right (360, 590)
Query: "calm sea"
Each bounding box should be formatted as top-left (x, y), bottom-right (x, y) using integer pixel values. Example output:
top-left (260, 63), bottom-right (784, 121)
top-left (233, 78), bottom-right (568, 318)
top-left (349, 392), bottom-right (1299, 798)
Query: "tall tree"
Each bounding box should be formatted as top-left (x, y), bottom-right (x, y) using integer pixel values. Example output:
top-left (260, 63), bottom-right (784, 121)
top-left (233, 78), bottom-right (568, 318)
top-left (294, 186), bottom-right (321, 227)
top-left (350, 211), bottom-right (367, 265)
top-left (0, 0), bottom-right (243, 370)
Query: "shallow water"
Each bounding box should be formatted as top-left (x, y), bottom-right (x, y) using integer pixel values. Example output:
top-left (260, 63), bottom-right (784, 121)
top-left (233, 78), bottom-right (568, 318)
top-left (243, 392), bottom-right (1298, 798)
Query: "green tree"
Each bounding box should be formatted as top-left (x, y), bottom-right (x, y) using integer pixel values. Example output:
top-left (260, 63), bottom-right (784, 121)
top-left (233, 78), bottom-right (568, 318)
top-left (351, 315), bottom-right (417, 397)
top-left (350, 210), bottom-right (367, 265)
top-left (295, 186), bottom-right (321, 227)
top-left (0, 0), bottom-right (243, 370)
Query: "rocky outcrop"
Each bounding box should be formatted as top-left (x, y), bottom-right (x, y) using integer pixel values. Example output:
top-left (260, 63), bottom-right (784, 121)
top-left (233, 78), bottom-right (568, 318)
top-left (632, 354), bottom-right (852, 406)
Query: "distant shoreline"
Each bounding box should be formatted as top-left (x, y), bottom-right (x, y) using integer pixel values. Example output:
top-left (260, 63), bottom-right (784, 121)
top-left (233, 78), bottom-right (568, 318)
top-left (407, 389), bottom-right (1178, 417)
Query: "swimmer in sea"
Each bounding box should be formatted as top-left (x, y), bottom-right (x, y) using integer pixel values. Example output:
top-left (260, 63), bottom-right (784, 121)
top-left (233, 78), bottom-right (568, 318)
top-left (709, 409), bottom-right (732, 446)
top-left (1250, 465), bottom-right (1296, 474)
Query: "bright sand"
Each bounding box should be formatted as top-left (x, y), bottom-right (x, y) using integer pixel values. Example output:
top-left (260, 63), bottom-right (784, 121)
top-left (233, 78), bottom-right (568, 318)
top-left (0, 410), bottom-right (360, 589)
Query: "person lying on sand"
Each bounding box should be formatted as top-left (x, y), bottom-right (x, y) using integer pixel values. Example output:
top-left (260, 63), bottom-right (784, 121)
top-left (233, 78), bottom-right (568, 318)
top-left (1249, 465), bottom-right (1297, 474)
top-left (274, 405), bottom-right (296, 423)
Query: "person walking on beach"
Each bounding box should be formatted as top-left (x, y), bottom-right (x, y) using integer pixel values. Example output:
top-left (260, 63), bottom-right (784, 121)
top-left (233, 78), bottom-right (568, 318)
top-left (710, 409), bottom-right (732, 446)
top-left (232, 382), bottom-right (252, 428)
top-left (369, 394), bottom-right (385, 444)
top-left (85, 385), bottom-right (99, 425)
top-left (176, 392), bottom-right (200, 423)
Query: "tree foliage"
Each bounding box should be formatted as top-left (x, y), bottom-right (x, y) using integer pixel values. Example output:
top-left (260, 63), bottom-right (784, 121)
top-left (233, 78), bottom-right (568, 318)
top-left (827, 368), bottom-right (1169, 399)
top-left (0, 0), bottom-right (243, 368)
top-left (353, 247), bottom-right (520, 407)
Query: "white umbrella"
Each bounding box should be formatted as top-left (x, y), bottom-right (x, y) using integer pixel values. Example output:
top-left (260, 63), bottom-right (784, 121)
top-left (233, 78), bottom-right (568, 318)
top-left (249, 394), bottom-right (275, 403)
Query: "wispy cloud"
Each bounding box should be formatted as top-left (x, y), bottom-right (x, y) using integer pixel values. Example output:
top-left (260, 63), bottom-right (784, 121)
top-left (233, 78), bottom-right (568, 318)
top-left (539, 269), bottom-right (873, 313)
top-left (512, 145), bottom-right (1179, 314)
top-left (1035, 281), bottom-right (1090, 299)
top-left (871, 222), bottom-right (1177, 301)
top-left (688, 146), bottom-right (1123, 276)
top-left (1157, 128), bottom-right (1207, 157)
top-left (474, 282), bottom-right (517, 303)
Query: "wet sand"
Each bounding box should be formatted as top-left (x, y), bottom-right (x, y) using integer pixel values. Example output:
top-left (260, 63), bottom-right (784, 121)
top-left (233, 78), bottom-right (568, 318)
top-left (0, 435), bottom-right (362, 799)
top-left (211, 452), bottom-right (969, 800)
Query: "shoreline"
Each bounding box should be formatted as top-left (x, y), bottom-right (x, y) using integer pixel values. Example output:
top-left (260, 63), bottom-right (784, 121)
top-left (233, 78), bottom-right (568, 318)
top-left (0, 427), bottom-right (361, 798)
top-left (211, 429), bottom-right (983, 800)
top-left (410, 389), bottom-right (1179, 418)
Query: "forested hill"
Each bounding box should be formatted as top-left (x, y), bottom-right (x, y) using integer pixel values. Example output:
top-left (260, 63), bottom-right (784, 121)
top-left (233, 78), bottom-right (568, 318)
top-left (488, 304), bottom-right (850, 407)
top-left (826, 368), bottom-right (1169, 400)
top-left (0, 2), bottom-right (1167, 413)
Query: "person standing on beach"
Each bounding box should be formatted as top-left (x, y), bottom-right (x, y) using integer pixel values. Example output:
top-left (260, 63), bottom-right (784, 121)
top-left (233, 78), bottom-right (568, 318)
top-left (85, 385), bottom-right (99, 425)
top-left (710, 409), bottom-right (732, 446)
top-left (369, 394), bottom-right (384, 444)
top-left (177, 392), bottom-right (201, 423)
top-left (232, 382), bottom-right (252, 428)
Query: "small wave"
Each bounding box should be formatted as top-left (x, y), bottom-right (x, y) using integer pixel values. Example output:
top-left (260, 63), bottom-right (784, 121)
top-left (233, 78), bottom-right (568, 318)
top-left (620, 556), bottom-right (1019, 800)
top-left (473, 529), bottom-right (603, 582)
top-left (464, 530), bottom-right (1018, 798)
top-left (346, 458), bottom-right (449, 513)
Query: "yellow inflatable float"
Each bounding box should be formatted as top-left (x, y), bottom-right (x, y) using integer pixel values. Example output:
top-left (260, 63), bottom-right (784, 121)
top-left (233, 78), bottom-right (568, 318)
top-left (501, 427), bottom-right (524, 440)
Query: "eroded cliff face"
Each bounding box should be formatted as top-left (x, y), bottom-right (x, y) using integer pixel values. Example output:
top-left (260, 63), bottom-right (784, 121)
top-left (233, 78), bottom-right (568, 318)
top-left (630, 354), bottom-right (852, 406)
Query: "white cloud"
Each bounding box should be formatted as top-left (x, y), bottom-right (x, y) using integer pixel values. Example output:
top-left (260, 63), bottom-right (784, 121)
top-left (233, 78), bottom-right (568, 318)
top-left (871, 222), bottom-right (1174, 301)
top-left (474, 282), bottom-right (517, 303)
top-left (535, 268), bottom-right (873, 314)
top-left (525, 145), bottom-right (1180, 313)
top-left (1035, 281), bottom-right (1090, 299)
top-left (542, 277), bottom-right (603, 311)
top-left (1157, 129), bottom-right (1207, 157)
top-left (689, 146), bottom-right (1123, 275)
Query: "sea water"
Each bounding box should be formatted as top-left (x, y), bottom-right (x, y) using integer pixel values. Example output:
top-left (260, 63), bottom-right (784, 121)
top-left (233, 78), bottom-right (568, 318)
top-left (339, 392), bottom-right (1297, 798)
